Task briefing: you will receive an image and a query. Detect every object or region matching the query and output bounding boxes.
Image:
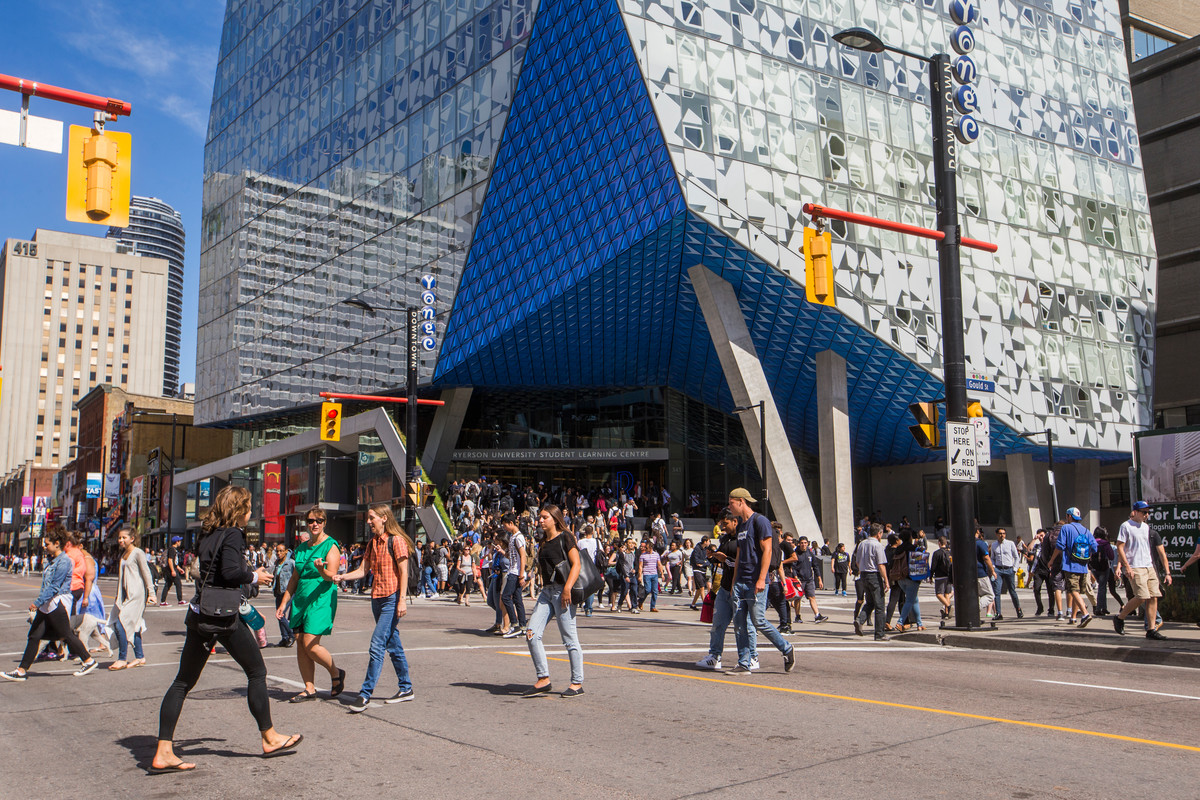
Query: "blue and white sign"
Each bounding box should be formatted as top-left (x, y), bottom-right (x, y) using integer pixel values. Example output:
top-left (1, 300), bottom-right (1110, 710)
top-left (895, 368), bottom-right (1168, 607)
top-left (85, 472), bottom-right (102, 499)
top-left (949, 0), bottom-right (979, 26)
top-left (198, 479), bottom-right (211, 504)
top-left (966, 376), bottom-right (995, 392)
top-left (956, 115), bottom-right (980, 143)
top-left (954, 85), bottom-right (979, 115)
top-left (951, 25), bottom-right (975, 55)
top-left (952, 55), bottom-right (977, 85)
top-left (419, 274), bottom-right (438, 352)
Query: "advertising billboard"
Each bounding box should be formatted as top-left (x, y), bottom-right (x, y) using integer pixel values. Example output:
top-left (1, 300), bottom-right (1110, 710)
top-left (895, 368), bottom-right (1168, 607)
top-left (1135, 428), bottom-right (1200, 578)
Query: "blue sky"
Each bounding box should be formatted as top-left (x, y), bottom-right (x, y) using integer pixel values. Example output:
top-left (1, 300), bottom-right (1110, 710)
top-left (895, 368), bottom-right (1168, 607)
top-left (1, 0), bottom-right (226, 387)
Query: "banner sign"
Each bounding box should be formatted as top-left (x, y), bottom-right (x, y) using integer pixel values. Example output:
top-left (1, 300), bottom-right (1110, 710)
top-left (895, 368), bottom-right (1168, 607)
top-left (1, 508), bottom-right (11, 524)
top-left (104, 473), bottom-right (121, 501)
top-left (1135, 427), bottom-right (1200, 581)
top-left (86, 472), bottom-right (103, 499)
top-left (20, 496), bottom-right (32, 515)
top-left (453, 448), bottom-right (670, 463)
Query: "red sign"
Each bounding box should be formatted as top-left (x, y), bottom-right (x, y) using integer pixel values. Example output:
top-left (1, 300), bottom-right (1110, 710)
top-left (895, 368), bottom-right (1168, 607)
top-left (263, 462), bottom-right (283, 540)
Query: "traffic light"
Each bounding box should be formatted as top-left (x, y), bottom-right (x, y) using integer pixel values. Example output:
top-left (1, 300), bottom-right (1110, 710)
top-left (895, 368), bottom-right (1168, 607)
top-left (967, 401), bottom-right (984, 418)
top-left (406, 481), bottom-right (421, 507)
top-left (65, 125), bottom-right (132, 227)
top-left (908, 402), bottom-right (940, 448)
top-left (320, 402), bottom-right (342, 441)
top-left (803, 226), bottom-right (835, 307)
top-left (421, 483), bottom-right (435, 507)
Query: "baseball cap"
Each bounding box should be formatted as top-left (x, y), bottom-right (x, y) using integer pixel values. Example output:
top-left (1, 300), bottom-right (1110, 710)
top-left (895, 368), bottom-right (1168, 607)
top-left (1066, 506), bottom-right (1082, 521)
top-left (1132, 500), bottom-right (1150, 511)
top-left (728, 487), bottom-right (756, 502)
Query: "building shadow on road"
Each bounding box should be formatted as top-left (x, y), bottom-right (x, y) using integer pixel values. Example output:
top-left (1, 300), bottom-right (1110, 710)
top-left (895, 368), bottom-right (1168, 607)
top-left (449, 681), bottom-right (534, 696)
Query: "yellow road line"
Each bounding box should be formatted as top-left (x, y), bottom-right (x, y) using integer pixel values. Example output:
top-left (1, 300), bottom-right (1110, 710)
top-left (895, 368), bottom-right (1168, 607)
top-left (503, 653), bottom-right (1200, 754)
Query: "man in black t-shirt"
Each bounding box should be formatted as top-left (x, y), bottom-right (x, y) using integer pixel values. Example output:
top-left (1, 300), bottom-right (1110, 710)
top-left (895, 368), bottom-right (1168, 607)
top-left (792, 536), bottom-right (828, 624)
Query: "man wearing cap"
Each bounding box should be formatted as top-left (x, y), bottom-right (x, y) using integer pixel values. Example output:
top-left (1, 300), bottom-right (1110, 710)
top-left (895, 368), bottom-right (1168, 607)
top-left (158, 537), bottom-right (186, 606)
top-left (728, 488), bottom-right (796, 674)
top-left (1050, 507), bottom-right (1098, 628)
top-left (1113, 501), bottom-right (1172, 639)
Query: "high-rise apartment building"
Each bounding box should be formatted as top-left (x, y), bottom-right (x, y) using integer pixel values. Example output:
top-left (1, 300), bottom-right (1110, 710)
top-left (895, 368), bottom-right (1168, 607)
top-left (0, 229), bottom-right (168, 475)
top-left (108, 196), bottom-right (186, 396)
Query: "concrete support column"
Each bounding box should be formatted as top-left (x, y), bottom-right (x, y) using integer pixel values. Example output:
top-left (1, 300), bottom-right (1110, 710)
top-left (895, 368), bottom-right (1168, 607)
top-left (688, 264), bottom-right (821, 540)
top-left (422, 387), bottom-right (473, 485)
top-left (816, 350), bottom-right (853, 548)
top-left (1005, 453), bottom-right (1042, 542)
top-left (1074, 458), bottom-right (1101, 531)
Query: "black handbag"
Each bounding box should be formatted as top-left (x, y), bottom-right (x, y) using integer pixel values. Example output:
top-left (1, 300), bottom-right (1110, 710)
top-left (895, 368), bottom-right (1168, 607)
top-left (571, 551), bottom-right (604, 605)
top-left (196, 530), bottom-right (242, 619)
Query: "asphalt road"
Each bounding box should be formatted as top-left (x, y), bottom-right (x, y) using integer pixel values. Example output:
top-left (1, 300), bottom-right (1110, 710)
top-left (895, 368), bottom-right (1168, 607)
top-left (1, 571), bottom-right (1197, 799)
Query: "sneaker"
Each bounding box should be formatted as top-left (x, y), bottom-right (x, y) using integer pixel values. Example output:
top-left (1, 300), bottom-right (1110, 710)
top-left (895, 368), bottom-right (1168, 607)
top-left (727, 664), bottom-right (754, 675)
top-left (694, 654), bottom-right (722, 671)
top-left (1055, 613), bottom-right (1063, 622)
top-left (778, 624), bottom-right (792, 634)
top-left (814, 614), bottom-right (829, 623)
top-left (874, 634), bottom-right (890, 641)
top-left (631, 608), bottom-right (640, 614)
top-left (994, 614), bottom-right (1004, 621)
top-left (278, 640), bottom-right (295, 648)
top-left (1077, 614), bottom-right (1093, 629)
top-left (1, 670), bottom-right (27, 682)
top-left (385, 689), bottom-right (415, 704)
top-left (178, 600), bottom-right (187, 605)
top-left (1016, 609), bottom-right (1024, 619)
top-left (1146, 628), bottom-right (1167, 641)
top-left (1035, 609), bottom-right (1044, 617)
top-left (349, 695), bottom-right (371, 713)
top-left (35, 651), bottom-right (59, 662)
top-left (74, 659), bottom-right (99, 677)
top-left (783, 648), bottom-right (796, 673)
top-left (749, 657), bottom-right (761, 671)
top-left (159, 602), bottom-right (168, 607)
top-left (854, 619), bottom-right (864, 636)
top-left (1113, 616), bottom-right (1126, 635)
top-left (501, 627), bottom-right (524, 639)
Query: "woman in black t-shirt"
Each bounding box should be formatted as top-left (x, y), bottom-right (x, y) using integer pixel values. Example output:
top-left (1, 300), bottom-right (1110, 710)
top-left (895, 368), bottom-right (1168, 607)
top-left (522, 504), bottom-right (584, 698)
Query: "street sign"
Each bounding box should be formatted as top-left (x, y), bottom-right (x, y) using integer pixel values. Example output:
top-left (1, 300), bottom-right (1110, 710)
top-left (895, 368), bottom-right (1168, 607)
top-left (971, 416), bottom-right (991, 466)
top-left (0, 108), bottom-right (63, 152)
top-left (966, 377), bottom-right (995, 392)
top-left (947, 421), bottom-right (979, 483)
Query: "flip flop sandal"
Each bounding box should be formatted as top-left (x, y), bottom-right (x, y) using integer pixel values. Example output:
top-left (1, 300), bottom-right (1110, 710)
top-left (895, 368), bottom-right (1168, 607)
top-left (108, 661), bottom-right (129, 671)
top-left (288, 691), bottom-right (319, 703)
top-left (262, 734), bottom-right (303, 758)
top-left (146, 763), bottom-right (197, 775)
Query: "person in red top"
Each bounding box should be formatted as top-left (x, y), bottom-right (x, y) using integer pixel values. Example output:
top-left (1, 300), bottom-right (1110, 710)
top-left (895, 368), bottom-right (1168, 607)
top-left (38, 531), bottom-right (92, 661)
top-left (337, 503), bottom-right (415, 712)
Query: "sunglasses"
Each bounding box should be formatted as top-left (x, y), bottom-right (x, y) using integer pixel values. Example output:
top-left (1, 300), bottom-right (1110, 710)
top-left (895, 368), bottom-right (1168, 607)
top-left (305, 518), bottom-right (323, 525)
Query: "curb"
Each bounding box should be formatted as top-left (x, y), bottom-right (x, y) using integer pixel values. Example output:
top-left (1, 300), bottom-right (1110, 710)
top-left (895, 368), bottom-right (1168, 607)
top-left (900, 631), bottom-right (1200, 669)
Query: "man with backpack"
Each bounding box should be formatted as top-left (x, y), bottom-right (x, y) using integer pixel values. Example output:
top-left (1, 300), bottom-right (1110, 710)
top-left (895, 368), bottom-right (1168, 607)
top-left (728, 488), bottom-right (795, 674)
top-left (1050, 507), bottom-right (1098, 628)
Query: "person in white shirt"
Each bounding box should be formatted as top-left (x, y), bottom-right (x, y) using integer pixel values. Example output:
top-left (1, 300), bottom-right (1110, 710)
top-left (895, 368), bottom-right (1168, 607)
top-left (1113, 501), bottom-right (1172, 639)
top-left (989, 528), bottom-right (1023, 620)
top-left (576, 526), bottom-right (600, 616)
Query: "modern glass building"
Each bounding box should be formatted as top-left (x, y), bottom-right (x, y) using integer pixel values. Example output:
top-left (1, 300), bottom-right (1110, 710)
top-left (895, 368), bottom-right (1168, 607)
top-left (198, 0), bottom-right (1156, 534)
top-left (108, 196), bottom-right (186, 396)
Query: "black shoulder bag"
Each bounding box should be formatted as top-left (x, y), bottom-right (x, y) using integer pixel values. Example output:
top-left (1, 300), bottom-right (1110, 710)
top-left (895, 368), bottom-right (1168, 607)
top-left (553, 535), bottom-right (604, 605)
top-left (196, 530), bottom-right (242, 622)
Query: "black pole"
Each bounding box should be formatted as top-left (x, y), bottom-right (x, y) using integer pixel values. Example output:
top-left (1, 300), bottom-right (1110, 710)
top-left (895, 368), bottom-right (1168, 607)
top-left (1046, 428), bottom-right (1060, 523)
top-left (166, 414), bottom-right (177, 541)
top-left (405, 307), bottom-right (419, 545)
top-left (760, 400), bottom-right (769, 521)
top-left (930, 54), bottom-right (978, 629)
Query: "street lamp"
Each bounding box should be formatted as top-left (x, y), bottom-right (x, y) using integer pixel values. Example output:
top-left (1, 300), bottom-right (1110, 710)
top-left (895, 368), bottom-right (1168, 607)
top-left (1019, 429), bottom-right (1060, 523)
top-left (733, 401), bottom-right (769, 521)
top-left (131, 410), bottom-right (179, 546)
top-left (342, 297), bottom-right (421, 546)
top-left (834, 27), bottom-right (978, 628)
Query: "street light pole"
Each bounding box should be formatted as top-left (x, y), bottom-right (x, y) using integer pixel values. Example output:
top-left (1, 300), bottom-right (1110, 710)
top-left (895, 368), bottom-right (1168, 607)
top-left (833, 28), bottom-right (978, 628)
top-left (1020, 428), bottom-right (1060, 523)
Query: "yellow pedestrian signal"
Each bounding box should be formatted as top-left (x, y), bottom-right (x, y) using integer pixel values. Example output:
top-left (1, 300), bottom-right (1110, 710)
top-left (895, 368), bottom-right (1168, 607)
top-left (804, 227), bottom-right (835, 307)
top-left (65, 125), bottom-right (132, 227)
top-left (908, 402), bottom-right (940, 449)
top-left (320, 402), bottom-right (342, 441)
top-left (406, 481), bottom-right (421, 507)
top-left (967, 401), bottom-right (984, 418)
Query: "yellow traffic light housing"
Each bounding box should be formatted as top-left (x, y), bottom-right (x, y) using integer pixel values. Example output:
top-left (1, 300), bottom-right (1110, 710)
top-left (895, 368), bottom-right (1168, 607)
top-left (804, 226), bottom-right (835, 307)
top-left (406, 481), bottom-right (421, 507)
top-left (967, 401), bottom-right (984, 418)
top-left (908, 402), bottom-right (940, 449)
top-left (65, 125), bottom-right (131, 227)
top-left (320, 402), bottom-right (342, 442)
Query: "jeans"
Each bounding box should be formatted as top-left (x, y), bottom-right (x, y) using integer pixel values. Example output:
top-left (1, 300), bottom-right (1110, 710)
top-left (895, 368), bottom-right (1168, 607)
top-left (1031, 569), bottom-right (1057, 614)
top-left (767, 580), bottom-right (789, 626)
top-left (526, 586), bottom-right (583, 685)
top-left (856, 573), bottom-right (886, 637)
top-left (898, 577), bottom-right (922, 628)
top-left (994, 568), bottom-right (1021, 614)
top-left (274, 595), bottom-right (294, 643)
top-left (1094, 567), bottom-right (1122, 614)
top-left (421, 566), bottom-right (438, 597)
top-left (360, 593), bottom-right (411, 699)
top-left (501, 574), bottom-right (527, 628)
top-left (114, 618), bottom-right (144, 660)
top-left (706, 586), bottom-right (755, 659)
top-left (641, 575), bottom-right (660, 610)
top-left (732, 583), bottom-right (792, 668)
top-left (624, 575), bottom-right (640, 608)
top-left (158, 618), bottom-right (271, 741)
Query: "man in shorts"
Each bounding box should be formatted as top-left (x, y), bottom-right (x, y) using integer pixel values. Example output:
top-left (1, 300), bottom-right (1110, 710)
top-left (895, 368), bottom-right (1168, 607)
top-left (1113, 501), bottom-right (1172, 639)
top-left (1050, 507), bottom-right (1097, 628)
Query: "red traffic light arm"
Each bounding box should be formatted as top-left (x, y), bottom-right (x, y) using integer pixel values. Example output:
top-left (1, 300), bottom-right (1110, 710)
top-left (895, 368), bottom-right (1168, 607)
top-left (803, 203), bottom-right (998, 253)
top-left (0, 73), bottom-right (132, 117)
top-left (319, 392), bottom-right (445, 406)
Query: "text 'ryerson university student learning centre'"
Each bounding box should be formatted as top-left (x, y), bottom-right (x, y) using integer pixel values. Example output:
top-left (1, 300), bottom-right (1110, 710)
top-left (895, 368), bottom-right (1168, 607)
top-left (193, 0), bottom-right (1156, 544)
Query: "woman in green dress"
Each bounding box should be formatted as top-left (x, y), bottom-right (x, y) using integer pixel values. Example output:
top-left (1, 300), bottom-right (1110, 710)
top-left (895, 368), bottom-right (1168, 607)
top-left (276, 508), bottom-right (345, 702)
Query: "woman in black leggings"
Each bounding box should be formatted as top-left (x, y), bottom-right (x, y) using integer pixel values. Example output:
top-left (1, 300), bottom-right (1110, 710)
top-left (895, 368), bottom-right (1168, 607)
top-left (151, 486), bottom-right (302, 773)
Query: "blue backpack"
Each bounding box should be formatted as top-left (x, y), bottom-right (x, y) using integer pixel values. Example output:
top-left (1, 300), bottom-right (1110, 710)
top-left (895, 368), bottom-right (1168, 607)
top-left (1069, 531), bottom-right (1092, 564)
